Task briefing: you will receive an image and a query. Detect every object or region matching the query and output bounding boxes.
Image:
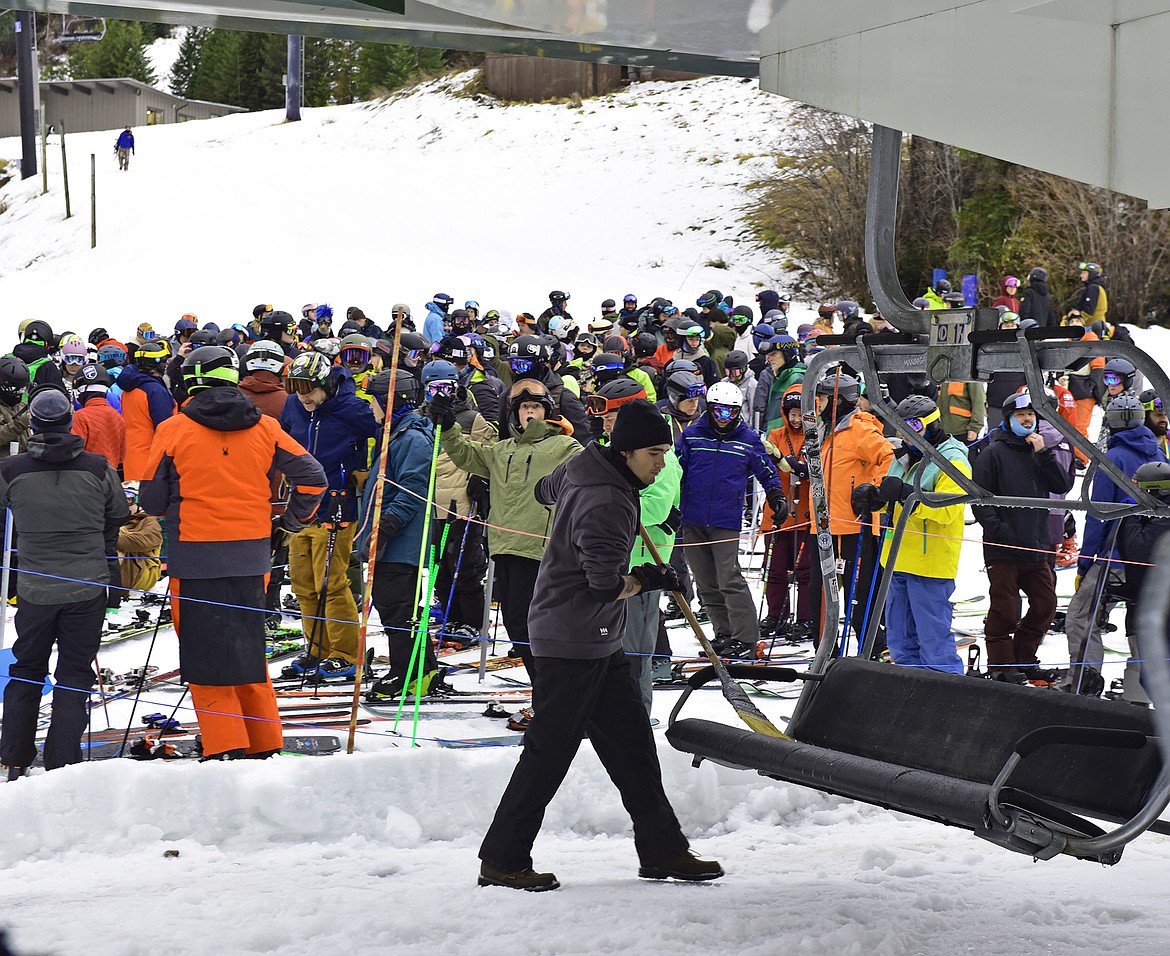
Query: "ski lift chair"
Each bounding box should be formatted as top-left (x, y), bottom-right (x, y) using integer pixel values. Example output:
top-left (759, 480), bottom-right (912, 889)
top-left (59, 17), bottom-right (107, 44)
top-left (666, 126), bottom-right (1170, 866)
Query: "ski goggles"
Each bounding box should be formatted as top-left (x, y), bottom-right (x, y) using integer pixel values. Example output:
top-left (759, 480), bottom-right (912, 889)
top-left (285, 377), bottom-right (324, 395)
top-left (681, 325), bottom-right (704, 339)
top-left (1142, 396), bottom-right (1165, 412)
top-left (340, 347), bottom-right (370, 366)
top-left (904, 409), bottom-right (941, 433)
top-left (426, 380), bottom-right (459, 399)
top-left (1078, 262), bottom-right (1099, 272)
top-left (1138, 479), bottom-right (1170, 492)
top-left (624, 295), bottom-right (637, 304)
top-left (659, 306), bottom-right (679, 318)
top-left (586, 392), bottom-right (645, 415)
top-left (1103, 372), bottom-right (1123, 388)
top-left (1004, 392), bottom-right (1035, 411)
top-left (405, 349), bottom-right (424, 361)
top-left (509, 358), bottom-right (535, 375)
top-left (592, 361), bottom-right (625, 374)
top-left (138, 327), bottom-right (157, 340)
top-left (675, 382), bottom-right (707, 400)
top-left (709, 404), bottom-right (740, 425)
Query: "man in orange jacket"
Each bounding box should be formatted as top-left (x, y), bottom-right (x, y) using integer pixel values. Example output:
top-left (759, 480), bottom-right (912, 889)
top-left (118, 340), bottom-right (176, 480)
top-left (141, 346), bottom-right (326, 760)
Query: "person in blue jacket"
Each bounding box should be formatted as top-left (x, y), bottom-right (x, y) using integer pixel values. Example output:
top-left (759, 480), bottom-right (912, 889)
top-left (115, 127), bottom-right (135, 171)
top-left (280, 352), bottom-right (378, 679)
top-left (355, 369), bottom-right (438, 699)
top-left (676, 381), bottom-right (786, 657)
top-left (424, 293), bottom-right (454, 345)
top-left (1062, 393), bottom-right (1167, 696)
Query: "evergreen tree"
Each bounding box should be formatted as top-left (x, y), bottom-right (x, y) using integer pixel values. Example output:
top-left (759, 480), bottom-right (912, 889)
top-left (68, 20), bottom-right (156, 85)
top-left (169, 27), bottom-right (207, 98)
top-left (354, 42), bottom-right (442, 100)
top-left (192, 30), bottom-right (243, 106)
top-left (302, 37), bottom-right (335, 108)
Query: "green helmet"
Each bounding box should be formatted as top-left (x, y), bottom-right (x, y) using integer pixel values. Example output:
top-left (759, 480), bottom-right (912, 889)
top-left (181, 346), bottom-right (239, 392)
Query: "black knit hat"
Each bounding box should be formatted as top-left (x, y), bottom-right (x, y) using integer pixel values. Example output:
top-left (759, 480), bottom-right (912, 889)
top-left (609, 398), bottom-right (672, 452)
top-left (29, 387), bottom-right (73, 433)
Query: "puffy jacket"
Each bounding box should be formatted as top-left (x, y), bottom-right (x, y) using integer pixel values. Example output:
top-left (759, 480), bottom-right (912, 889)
top-left (879, 437), bottom-right (971, 578)
top-left (0, 398), bottom-right (30, 456)
top-left (1075, 276), bottom-right (1109, 325)
top-left (280, 367), bottom-right (378, 523)
top-left (117, 365), bottom-right (176, 480)
top-left (676, 415), bottom-right (781, 530)
top-left (1078, 425), bottom-right (1167, 573)
top-left (763, 388), bottom-right (808, 532)
top-left (118, 510), bottom-right (163, 593)
top-left (72, 396), bottom-right (126, 468)
top-left (355, 410), bottom-right (434, 567)
top-left (423, 302), bottom-right (448, 345)
top-left (820, 409), bottom-right (895, 535)
top-left (141, 388), bottom-right (327, 579)
top-left (1019, 276), bottom-right (1057, 327)
top-left (972, 428), bottom-right (1075, 565)
top-left (467, 370), bottom-right (506, 431)
top-left (238, 371), bottom-right (287, 420)
top-left (0, 431), bottom-right (128, 604)
top-left (441, 417), bottom-right (580, 561)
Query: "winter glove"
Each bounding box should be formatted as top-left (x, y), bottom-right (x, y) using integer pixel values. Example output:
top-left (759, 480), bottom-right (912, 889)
top-left (657, 506), bottom-right (682, 537)
top-left (763, 438), bottom-right (782, 460)
top-left (427, 393), bottom-right (457, 430)
top-left (783, 456), bottom-right (809, 480)
top-left (379, 513), bottom-right (404, 541)
top-left (765, 488), bottom-right (789, 524)
top-left (1074, 574), bottom-right (1084, 592)
top-left (878, 475), bottom-right (912, 504)
top-left (851, 483), bottom-right (882, 516)
top-left (633, 563), bottom-right (683, 595)
top-left (1055, 536), bottom-right (1079, 569)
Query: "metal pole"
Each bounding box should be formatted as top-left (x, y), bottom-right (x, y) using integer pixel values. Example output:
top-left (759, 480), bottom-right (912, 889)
top-left (0, 441), bottom-right (19, 650)
top-left (40, 104), bottom-right (47, 195)
top-left (16, 11), bottom-right (38, 180)
top-left (61, 121), bottom-right (71, 219)
top-left (286, 35), bottom-right (302, 122)
top-left (90, 153), bottom-right (96, 247)
top-left (477, 557), bottom-right (496, 682)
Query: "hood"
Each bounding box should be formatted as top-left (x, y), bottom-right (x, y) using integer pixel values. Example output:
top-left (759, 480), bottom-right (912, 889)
top-left (515, 417), bottom-right (572, 443)
top-left (1109, 425), bottom-right (1159, 456)
top-left (565, 442), bottom-right (641, 492)
top-left (11, 342), bottom-right (49, 365)
top-left (115, 364), bottom-right (159, 393)
top-left (27, 431), bottom-right (85, 463)
top-left (1085, 274), bottom-right (1108, 289)
top-left (239, 372), bottom-right (284, 394)
top-left (387, 409), bottom-right (433, 443)
top-left (181, 387), bottom-right (263, 432)
top-left (317, 366), bottom-right (359, 411)
top-left (1036, 418), bottom-right (1067, 449)
top-left (425, 301), bottom-right (447, 319)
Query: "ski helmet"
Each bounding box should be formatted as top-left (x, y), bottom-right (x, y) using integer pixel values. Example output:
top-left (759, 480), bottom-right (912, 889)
top-left (286, 350), bottom-right (337, 399)
top-left (260, 310), bottom-right (296, 342)
top-left (436, 334), bottom-right (471, 365)
top-left (1134, 460), bottom-right (1170, 499)
top-left (72, 363), bottom-right (113, 403)
top-left (729, 305), bottom-right (754, 329)
top-left (244, 340), bottom-right (287, 376)
top-left (134, 339), bottom-right (172, 373)
top-left (420, 359), bottom-right (462, 404)
top-left (1105, 393), bottom-right (1144, 431)
top-left (549, 315), bottom-right (579, 342)
top-left (1028, 267), bottom-right (1048, 283)
top-left (97, 341), bottom-right (128, 370)
top-left (0, 355), bottom-right (29, 393)
top-left (87, 327), bottom-right (109, 347)
top-left (450, 308), bottom-right (473, 334)
top-left (723, 350), bottom-right (749, 380)
top-left (1103, 358), bottom-right (1136, 391)
top-left (678, 322), bottom-right (705, 354)
top-left (751, 323), bottom-right (776, 350)
top-left (1140, 388), bottom-right (1165, 415)
top-left (665, 369), bottom-right (706, 408)
top-left (507, 334), bottom-right (552, 380)
top-left (661, 357), bottom-right (699, 380)
top-left (586, 377), bottom-right (647, 417)
top-left (836, 301), bottom-right (861, 322)
top-left (23, 320), bottom-right (54, 348)
top-left (696, 290), bottom-right (722, 310)
top-left (59, 335), bottom-right (87, 366)
top-left (311, 337), bottom-right (341, 361)
top-left (548, 290), bottom-right (569, 304)
top-left (633, 333), bottom-right (658, 359)
top-left (575, 332), bottom-right (599, 359)
top-left (590, 353), bottom-right (627, 385)
top-left (368, 368), bottom-right (420, 410)
top-left (181, 346), bottom-right (240, 393)
top-left (895, 394), bottom-right (944, 445)
top-left (706, 381), bottom-right (744, 430)
top-left (507, 378), bottom-right (557, 436)
top-left (815, 372), bottom-right (861, 406)
top-left (190, 330), bottom-right (217, 347)
top-left (1079, 261), bottom-right (1103, 278)
top-left (339, 333), bottom-right (372, 370)
top-left (933, 279), bottom-right (952, 295)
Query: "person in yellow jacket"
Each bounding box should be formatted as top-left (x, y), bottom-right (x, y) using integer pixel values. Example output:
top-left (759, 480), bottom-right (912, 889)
top-left (852, 395), bottom-right (970, 674)
top-left (117, 483), bottom-right (162, 594)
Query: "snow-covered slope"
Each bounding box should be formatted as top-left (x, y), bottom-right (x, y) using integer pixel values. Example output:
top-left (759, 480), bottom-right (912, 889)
top-left (0, 72), bottom-right (790, 342)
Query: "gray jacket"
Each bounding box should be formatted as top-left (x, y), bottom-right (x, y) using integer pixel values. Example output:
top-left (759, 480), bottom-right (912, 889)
top-left (528, 443), bottom-right (641, 660)
top-left (0, 431), bottom-right (128, 604)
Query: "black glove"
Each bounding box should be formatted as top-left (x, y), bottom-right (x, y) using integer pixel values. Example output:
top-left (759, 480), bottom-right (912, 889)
top-left (657, 506), bottom-right (682, 537)
top-left (766, 488), bottom-right (789, 523)
top-left (878, 475), bottom-right (912, 504)
top-left (784, 456), bottom-right (809, 480)
top-left (427, 393), bottom-right (456, 430)
top-left (850, 483), bottom-right (882, 516)
top-left (379, 513), bottom-right (404, 540)
top-left (633, 563), bottom-right (683, 594)
top-left (271, 513), bottom-right (304, 548)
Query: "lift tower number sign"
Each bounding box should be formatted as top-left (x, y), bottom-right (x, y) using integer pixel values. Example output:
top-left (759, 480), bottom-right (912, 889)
top-left (926, 310), bottom-right (971, 384)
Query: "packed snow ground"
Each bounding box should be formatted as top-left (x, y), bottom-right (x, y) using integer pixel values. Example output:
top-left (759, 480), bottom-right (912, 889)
top-left (1, 72), bottom-right (1169, 956)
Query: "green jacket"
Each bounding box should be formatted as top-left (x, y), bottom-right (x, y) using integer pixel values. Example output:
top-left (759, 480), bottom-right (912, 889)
top-left (441, 417), bottom-right (580, 561)
top-left (707, 323), bottom-right (737, 374)
top-left (627, 365), bottom-right (658, 404)
top-left (630, 449), bottom-right (681, 570)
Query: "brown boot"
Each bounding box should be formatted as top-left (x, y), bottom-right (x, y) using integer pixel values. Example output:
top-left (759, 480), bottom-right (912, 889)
top-left (478, 861), bottom-right (559, 891)
top-left (638, 849), bottom-right (723, 882)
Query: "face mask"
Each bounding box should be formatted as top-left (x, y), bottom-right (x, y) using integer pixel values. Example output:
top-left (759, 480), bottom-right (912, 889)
top-left (1009, 416), bottom-right (1036, 438)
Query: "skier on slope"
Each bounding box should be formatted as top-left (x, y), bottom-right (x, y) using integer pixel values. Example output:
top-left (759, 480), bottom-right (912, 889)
top-left (115, 126), bottom-right (135, 171)
top-left (478, 399), bottom-right (721, 891)
top-left (141, 346), bottom-right (326, 760)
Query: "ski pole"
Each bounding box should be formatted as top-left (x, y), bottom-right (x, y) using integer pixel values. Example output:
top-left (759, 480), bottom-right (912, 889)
top-left (115, 599), bottom-right (168, 758)
top-left (838, 530), bottom-right (865, 657)
top-left (347, 319), bottom-right (405, 753)
top-left (1071, 518), bottom-right (1123, 693)
top-left (397, 519), bottom-right (450, 744)
top-left (93, 654), bottom-right (111, 730)
top-left (436, 505), bottom-right (473, 647)
top-left (478, 556), bottom-right (496, 683)
top-left (301, 500), bottom-right (340, 692)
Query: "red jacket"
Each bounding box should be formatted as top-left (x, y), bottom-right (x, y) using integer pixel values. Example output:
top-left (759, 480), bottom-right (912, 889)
top-left (239, 372), bottom-right (287, 420)
top-left (72, 397), bottom-right (126, 469)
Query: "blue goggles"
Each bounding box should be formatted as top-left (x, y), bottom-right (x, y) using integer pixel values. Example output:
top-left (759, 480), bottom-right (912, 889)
top-left (509, 358), bottom-right (535, 375)
top-left (709, 403), bottom-right (739, 424)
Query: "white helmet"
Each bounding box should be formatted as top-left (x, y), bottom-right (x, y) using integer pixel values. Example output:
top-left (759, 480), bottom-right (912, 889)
top-left (245, 339), bottom-right (286, 375)
top-left (549, 315), bottom-right (579, 341)
top-left (707, 381), bottom-right (745, 409)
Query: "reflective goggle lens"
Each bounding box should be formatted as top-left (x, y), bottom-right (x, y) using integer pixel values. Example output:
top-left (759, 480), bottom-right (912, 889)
top-left (1005, 392), bottom-right (1033, 410)
top-left (510, 358), bottom-right (534, 375)
top-left (710, 404), bottom-right (739, 424)
top-left (285, 377), bottom-right (319, 395)
top-left (340, 347), bottom-right (369, 365)
top-left (1078, 262), bottom-right (1089, 271)
top-left (426, 380), bottom-right (458, 398)
top-left (1103, 372), bottom-right (1122, 387)
top-left (1143, 397), bottom-right (1164, 412)
top-left (406, 349), bottom-right (423, 361)
top-left (683, 383), bottom-right (707, 399)
top-left (904, 409), bottom-right (940, 433)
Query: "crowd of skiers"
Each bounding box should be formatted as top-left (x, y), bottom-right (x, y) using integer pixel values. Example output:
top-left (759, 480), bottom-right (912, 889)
top-left (0, 268), bottom-right (1166, 839)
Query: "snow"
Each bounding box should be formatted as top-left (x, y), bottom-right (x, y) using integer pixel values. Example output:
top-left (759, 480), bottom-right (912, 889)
top-left (145, 31), bottom-right (184, 92)
top-left (0, 71), bottom-right (1168, 956)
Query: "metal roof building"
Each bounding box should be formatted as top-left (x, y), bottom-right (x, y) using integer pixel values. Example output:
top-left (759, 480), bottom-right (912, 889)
top-left (0, 77), bottom-right (244, 137)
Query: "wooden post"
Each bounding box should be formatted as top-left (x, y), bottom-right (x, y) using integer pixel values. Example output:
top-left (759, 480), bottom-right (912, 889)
top-left (40, 105), bottom-right (47, 195)
top-left (60, 121), bottom-right (71, 219)
top-left (90, 153), bottom-right (96, 248)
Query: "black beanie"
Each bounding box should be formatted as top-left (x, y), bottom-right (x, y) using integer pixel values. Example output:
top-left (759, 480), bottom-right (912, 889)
top-left (29, 387), bottom-right (73, 433)
top-left (609, 398), bottom-right (672, 452)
